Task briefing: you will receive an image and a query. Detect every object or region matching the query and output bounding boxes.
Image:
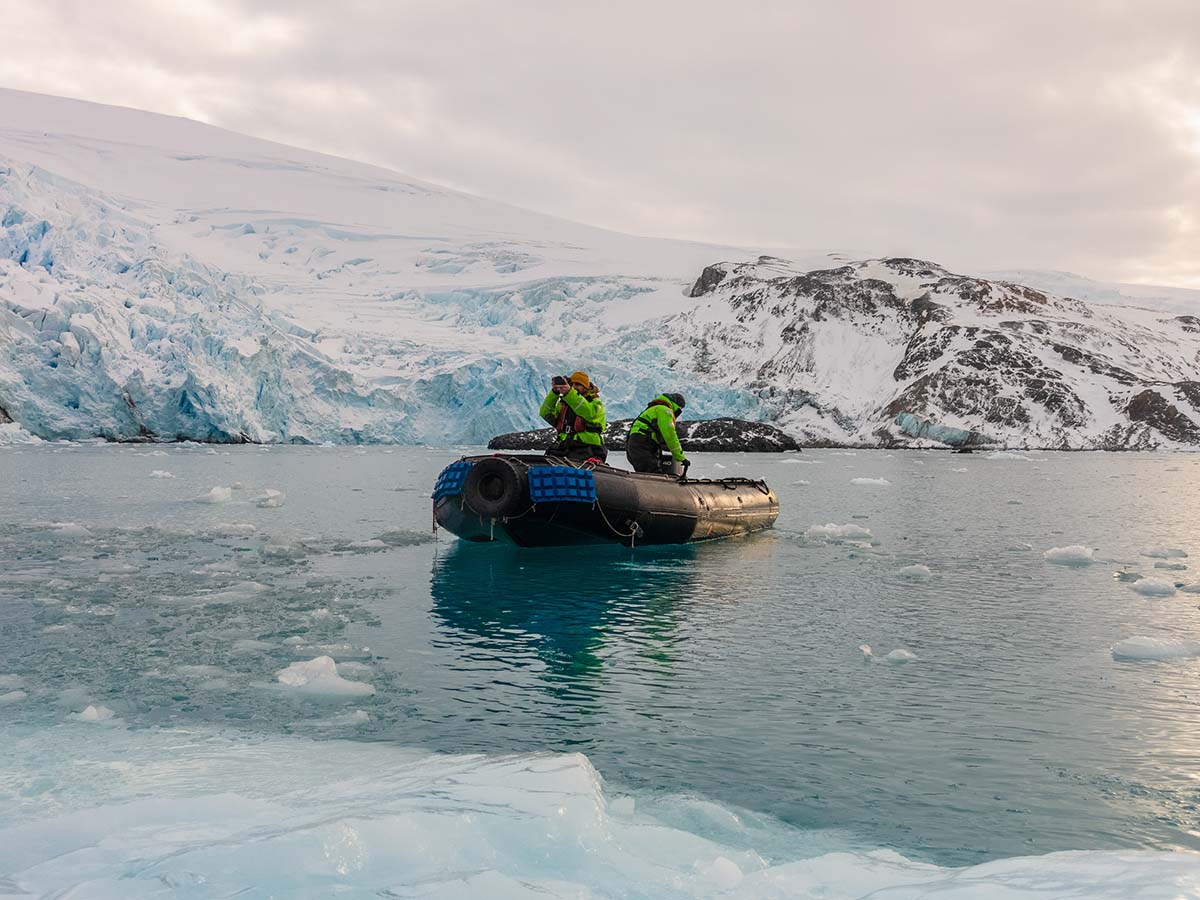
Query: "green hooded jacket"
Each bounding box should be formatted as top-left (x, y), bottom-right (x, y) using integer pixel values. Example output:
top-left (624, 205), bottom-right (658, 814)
top-left (539, 388), bottom-right (606, 448)
top-left (628, 395), bottom-right (685, 461)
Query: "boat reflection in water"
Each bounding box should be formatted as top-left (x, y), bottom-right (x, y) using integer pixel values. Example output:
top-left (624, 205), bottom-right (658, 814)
top-left (429, 541), bottom-right (702, 700)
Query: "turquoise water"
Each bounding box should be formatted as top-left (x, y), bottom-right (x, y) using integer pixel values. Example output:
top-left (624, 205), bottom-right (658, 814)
top-left (2, 443), bottom-right (1200, 895)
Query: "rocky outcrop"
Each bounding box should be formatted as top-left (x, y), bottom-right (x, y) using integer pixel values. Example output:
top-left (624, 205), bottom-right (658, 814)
top-left (488, 417), bottom-right (801, 452)
top-left (629, 256), bottom-right (1200, 449)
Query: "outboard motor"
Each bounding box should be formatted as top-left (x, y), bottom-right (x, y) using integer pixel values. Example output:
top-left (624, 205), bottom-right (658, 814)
top-left (461, 457), bottom-right (529, 519)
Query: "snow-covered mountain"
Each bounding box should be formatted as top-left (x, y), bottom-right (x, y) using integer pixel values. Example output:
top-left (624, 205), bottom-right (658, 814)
top-left (671, 257), bottom-right (1200, 448)
top-left (1, 89), bottom-right (1198, 447)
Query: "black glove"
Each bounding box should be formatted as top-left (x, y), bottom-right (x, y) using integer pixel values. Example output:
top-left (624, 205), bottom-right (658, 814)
top-left (681, 458), bottom-right (691, 468)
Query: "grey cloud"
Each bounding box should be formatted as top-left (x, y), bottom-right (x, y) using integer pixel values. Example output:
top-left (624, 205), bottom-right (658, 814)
top-left (4, 0), bottom-right (1200, 286)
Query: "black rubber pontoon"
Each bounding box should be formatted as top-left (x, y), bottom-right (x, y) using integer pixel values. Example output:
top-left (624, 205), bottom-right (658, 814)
top-left (432, 454), bottom-right (779, 547)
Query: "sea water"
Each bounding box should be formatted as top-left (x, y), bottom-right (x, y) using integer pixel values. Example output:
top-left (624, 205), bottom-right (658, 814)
top-left (1, 443), bottom-right (1199, 897)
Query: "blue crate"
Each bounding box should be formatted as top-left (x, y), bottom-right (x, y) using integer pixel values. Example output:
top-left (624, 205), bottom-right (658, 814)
top-left (431, 460), bottom-right (473, 500)
top-left (528, 466), bottom-right (596, 504)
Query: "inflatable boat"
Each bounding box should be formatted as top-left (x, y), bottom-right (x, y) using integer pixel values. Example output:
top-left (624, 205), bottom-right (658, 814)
top-left (432, 454), bottom-right (779, 547)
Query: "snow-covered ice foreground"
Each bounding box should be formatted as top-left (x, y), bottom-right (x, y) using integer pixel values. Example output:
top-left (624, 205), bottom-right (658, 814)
top-left (1, 724), bottom-right (1196, 900)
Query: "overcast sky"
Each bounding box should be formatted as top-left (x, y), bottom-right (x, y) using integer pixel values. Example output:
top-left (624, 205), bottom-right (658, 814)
top-left (4, 0), bottom-right (1200, 286)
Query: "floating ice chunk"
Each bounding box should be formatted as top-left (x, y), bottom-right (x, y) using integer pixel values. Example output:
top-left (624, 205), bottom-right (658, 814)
top-left (1141, 548), bottom-right (1189, 559)
top-left (712, 463), bottom-right (727, 469)
top-left (0, 690), bottom-right (27, 704)
top-left (1130, 578), bottom-right (1178, 598)
top-left (50, 522), bottom-right (92, 539)
top-left (97, 561), bottom-right (138, 574)
top-left (77, 704), bottom-right (114, 722)
top-left (1043, 545), bottom-right (1094, 566)
top-left (1114, 570), bottom-right (1142, 583)
top-left (698, 856), bottom-right (743, 890)
top-left (988, 451), bottom-right (1030, 460)
top-left (0, 674), bottom-right (27, 690)
top-left (1180, 583), bottom-right (1200, 594)
top-left (309, 608), bottom-right (333, 620)
top-left (884, 648), bottom-right (917, 663)
top-left (148, 469), bottom-right (174, 479)
top-left (1112, 636), bottom-right (1200, 660)
top-left (256, 488), bottom-right (286, 508)
top-left (791, 480), bottom-right (810, 486)
top-left (805, 523), bottom-right (872, 543)
top-left (195, 486), bottom-right (233, 504)
top-left (263, 542), bottom-right (306, 559)
top-left (1007, 542), bottom-right (1034, 552)
top-left (231, 481), bottom-right (245, 490)
top-left (205, 522), bottom-right (257, 537)
top-left (41, 624), bottom-right (75, 633)
top-left (951, 467), bottom-right (968, 473)
top-left (897, 564), bottom-right (932, 581)
top-left (859, 644), bottom-right (874, 659)
top-left (1154, 562), bottom-right (1188, 571)
top-left (275, 656), bottom-right (375, 696)
top-left (283, 636), bottom-right (307, 645)
top-left (850, 477), bottom-right (891, 486)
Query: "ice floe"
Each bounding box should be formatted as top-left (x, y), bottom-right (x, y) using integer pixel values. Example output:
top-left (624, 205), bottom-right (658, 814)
top-left (148, 469), bottom-right (174, 478)
top-left (1043, 545), bottom-right (1095, 566)
top-left (1141, 548), bottom-right (1189, 559)
top-left (194, 486), bottom-right (233, 504)
top-left (255, 488), bottom-right (286, 508)
top-left (0, 690), bottom-right (27, 704)
top-left (897, 564), bottom-right (932, 581)
top-left (76, 704), bottom-right (114, 722)
top-left (1129, 578), bottom-right (1178, 598)
top-left (50, 522), bottom-right (92, 539)
top-left (1112, 636), bottom-right (1200, 661)
top-left (275, 656), bottom-right (375, 697)
top-left (805, 523), bottom-right (873, 543)
top-left (850, 477), bottom-right (891, 486)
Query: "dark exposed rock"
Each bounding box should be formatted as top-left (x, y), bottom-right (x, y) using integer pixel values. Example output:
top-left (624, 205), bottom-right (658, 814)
top-left (0, 403), bottom-right (10, 424)
top-left (1173, 316), bottom-right (1200, 334)
top-left (488, 417), bottom-right (801, 452)
top-left (688, 264), bottom-right (728, 297)
top-left (1126, 389), bottom-right (1200, 444)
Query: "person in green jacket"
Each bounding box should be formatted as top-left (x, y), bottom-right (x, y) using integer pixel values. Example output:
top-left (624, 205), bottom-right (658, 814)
top-left (539, 370), bottom-right (607, 463)
top-left (626, 393), bottom-right (688, 474)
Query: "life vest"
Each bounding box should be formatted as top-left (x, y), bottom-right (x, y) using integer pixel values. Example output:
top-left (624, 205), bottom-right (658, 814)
top-left (630, 399), bottom-right (676, 447)
top-left (554, 399), bottom-right (603, 443)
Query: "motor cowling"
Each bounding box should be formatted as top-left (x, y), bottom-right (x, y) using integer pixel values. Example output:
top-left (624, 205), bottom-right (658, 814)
top-left (461, 457), bottom-right (528, 519)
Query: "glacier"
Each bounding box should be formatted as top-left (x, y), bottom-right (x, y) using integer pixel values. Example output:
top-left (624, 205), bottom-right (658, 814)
top-left (2, 88), bottom-right (1200, 447)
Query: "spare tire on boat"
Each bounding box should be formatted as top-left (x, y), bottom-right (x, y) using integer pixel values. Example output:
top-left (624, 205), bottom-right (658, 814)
top-left (432, 453), bottom-right (779, 547)
top-left (461, 457), bottom-right (528, 519)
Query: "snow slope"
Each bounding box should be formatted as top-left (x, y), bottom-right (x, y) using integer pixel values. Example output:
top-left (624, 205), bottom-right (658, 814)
top-left (1, 88), bottom-right (1198, 446)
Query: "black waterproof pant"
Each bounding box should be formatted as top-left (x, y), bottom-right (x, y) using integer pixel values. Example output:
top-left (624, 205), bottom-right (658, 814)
top-left (547, 440), bottom-right (607, 464)
top-left (626, 432), bottom-right (673, 473)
